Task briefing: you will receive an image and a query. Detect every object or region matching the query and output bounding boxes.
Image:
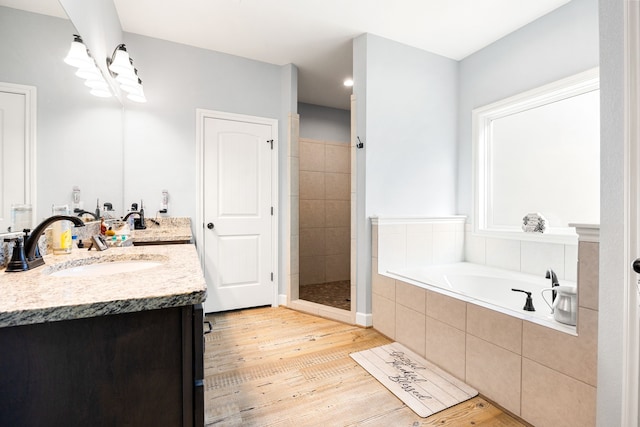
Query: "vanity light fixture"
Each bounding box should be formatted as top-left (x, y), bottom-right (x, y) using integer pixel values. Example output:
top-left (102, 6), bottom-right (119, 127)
top-left (63, 34), bottom-right (92, 68)
top-left (343, 78), bottom-right (354, 87)
top-left (107, 44), bottom-right (147, 103)
top-left (64, 34), bottom-right (113, 99)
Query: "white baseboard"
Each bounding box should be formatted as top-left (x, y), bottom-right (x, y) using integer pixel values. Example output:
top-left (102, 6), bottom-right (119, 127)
top-left (278, 294), bottom-right (288, 306)
top-left (356, 311), bottom-right (372, 327)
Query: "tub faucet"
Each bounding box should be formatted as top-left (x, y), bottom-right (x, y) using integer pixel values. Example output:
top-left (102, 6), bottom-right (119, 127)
top-left (545, 268), bottom-right (560, 302)
top-left (6, 215), bottom-right (85, 272)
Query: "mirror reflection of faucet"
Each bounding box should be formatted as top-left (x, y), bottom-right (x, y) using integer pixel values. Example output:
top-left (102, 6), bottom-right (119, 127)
top-left (123, 201), bottom-right (146, 230)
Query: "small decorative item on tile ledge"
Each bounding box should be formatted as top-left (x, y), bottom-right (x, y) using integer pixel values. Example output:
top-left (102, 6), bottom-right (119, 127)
top-left (522, 212), bottom-right (547, 233)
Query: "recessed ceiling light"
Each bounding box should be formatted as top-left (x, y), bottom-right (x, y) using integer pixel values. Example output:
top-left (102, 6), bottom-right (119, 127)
top-left (343, 78), bottom-right (354, 87)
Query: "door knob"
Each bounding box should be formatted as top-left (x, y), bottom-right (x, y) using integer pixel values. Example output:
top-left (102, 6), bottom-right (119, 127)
top-left (207, 222), bottom-right (214, 230)
top-left (634, 258), bottom-right (640, 274)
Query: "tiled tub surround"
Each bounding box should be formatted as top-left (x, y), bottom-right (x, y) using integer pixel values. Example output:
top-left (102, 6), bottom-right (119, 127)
top-left (0, 243), bottom-right (207, 328)
top-left (372, 219), bottom-right (599, 426)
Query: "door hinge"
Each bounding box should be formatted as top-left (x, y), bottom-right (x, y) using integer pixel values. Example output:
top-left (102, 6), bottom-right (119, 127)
top-left (267, 139), bottom-right (274, 150)
top-left (270, 272), bottom-right (274, 281)
top-left (271, 206), bottom-right (274, 216)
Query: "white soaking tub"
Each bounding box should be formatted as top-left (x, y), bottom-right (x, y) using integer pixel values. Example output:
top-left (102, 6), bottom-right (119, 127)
top-left (387, 262), bottom-right (576, 334)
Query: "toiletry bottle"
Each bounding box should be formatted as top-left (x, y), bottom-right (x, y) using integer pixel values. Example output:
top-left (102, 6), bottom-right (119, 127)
top-left (100, 218), bottom-right (107, 235)
top-left (52, 204), bottom-right (72, 254)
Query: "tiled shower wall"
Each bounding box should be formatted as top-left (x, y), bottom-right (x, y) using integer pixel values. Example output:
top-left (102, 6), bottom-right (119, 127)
top-left (299, 138), bottom-right (350, 286)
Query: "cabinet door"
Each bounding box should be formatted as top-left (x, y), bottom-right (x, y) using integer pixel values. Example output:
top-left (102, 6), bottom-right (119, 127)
top-left (193, 304), bottom-right (205, 427)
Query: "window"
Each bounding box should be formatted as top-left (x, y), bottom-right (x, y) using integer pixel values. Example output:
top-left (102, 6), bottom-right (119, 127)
top-left (472, 68), bottom-right (599, 243)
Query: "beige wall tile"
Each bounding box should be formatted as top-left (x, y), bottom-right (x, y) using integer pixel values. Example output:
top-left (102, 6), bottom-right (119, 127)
top-left (290, 156), bottom-right (299, 197)
top-left (299, 227), bottom-right (326, 257)
top-left (466, 304), bottom-right (522, 354)
top-left (299, 256), bottom-right (325, 285)
top-left (299, 140), bottom-right (324, 171)
top-left (325, 144), bottom-right (350, 173)
top-left (299, 200), bottom-right (325, 228)
top-left (426, 290), bottom-right (466, 330)
top-left (326, 200), bottom-right (350, 227)
top-left (290, 196), bottom-right (299, 234)
top-left (325, 172), bottom-right (350, 201)
top-left (325, 254), bottom-right (350, 282)
top-left (299, 170), bottom-right (325, 200)
top-left (325, 227), bottom-right (350, 256)
top-left (371, 258), bottom-right (395, 300)
top-left (578, 241), bottom-right (599, 310)
top-left (396, 280), bottom-right (426, 314)
top-left (373, 293), bottom-right (395, 339)
top-left (466, 335), bottom-right (521, 416)
top-left (522, 308), bottom-right (598, 386)
top-left (521, 358), bottom-right (596, 427)
top-left (396, 305), bottom-right (426, 357)
top-left (425, 317), bottom-right (466, 380)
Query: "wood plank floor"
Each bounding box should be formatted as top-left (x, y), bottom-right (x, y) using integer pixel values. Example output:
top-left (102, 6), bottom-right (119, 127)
top-left (204, 307), bottom-right (530, 426)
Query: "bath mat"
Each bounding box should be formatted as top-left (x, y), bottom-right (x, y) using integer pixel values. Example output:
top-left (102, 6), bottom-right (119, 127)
top-left (350, 343), bottom-right (477, 418)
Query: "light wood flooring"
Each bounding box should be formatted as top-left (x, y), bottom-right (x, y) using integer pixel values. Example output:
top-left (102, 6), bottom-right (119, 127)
top-left (203, 307), bottom-right (530, 426)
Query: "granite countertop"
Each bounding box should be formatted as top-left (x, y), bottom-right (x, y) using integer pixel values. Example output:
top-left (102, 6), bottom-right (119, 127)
top-left (132, 217), bottom-right (193, 244)
top-left (0, 244), bottom-right (206, 328)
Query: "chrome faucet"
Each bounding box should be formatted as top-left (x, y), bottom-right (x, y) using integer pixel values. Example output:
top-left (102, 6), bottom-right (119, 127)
top-left (6, 215), bottom-right (85, 272)
top-left (545, 268), bottom-right (560, 302)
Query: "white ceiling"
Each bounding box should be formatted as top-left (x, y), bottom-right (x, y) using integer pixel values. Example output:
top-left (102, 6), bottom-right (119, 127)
top-left (2, 0), bottom-right (571, 110)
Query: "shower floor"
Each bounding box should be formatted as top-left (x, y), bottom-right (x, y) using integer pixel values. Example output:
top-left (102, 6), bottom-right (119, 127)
top-left (299, 280), bottom-right (351, 311)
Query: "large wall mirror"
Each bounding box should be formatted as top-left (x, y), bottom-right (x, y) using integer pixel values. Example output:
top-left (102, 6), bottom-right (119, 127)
top-left (472, 68), bottom-right (600, 243)
top-left (0, 6), bottom-right (124, 223)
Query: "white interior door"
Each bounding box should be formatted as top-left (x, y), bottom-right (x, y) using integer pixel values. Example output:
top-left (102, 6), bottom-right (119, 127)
top-left (0, 85), bottom-right (34, 233)
top-left (202, 115), bottom-right (276, 313)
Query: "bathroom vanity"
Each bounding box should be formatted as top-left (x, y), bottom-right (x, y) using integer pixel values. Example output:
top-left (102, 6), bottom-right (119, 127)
top-left (0, 244), bottom-right (207, 427)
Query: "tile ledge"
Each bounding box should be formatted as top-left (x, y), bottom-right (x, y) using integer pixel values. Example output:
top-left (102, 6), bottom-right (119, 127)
top-left (569, 223), bottom-right (600, 242)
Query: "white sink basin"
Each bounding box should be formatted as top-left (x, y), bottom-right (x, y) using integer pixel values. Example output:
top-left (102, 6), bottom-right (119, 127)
top-left (49, 261), bottom-right (162, 278)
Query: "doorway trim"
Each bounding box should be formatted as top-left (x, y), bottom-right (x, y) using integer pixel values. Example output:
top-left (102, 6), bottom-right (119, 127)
top-left (195, 109), bottom-right (279, 308)
top-left (621, 0), bottom-right (640, 423)
top-left (286, 105), bottom-right (357, 325)
top-left (0, 82), bottom-right (37, 229)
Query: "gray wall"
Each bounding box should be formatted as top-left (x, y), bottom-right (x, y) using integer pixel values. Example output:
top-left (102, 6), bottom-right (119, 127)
top-left (456, 0), bottom-right (600, 218)
top-left (353, 33), bottom-right (458, 314)
top-left (298, 102), bottom-right (350, 142)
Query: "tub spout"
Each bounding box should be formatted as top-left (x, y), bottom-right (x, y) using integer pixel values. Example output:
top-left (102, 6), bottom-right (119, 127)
top-left (545, 268), bottom-right (560, 302)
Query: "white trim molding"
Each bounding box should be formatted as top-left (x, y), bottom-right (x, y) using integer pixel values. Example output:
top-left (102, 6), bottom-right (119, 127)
top-left (0, 82), bottom-right (37, 228)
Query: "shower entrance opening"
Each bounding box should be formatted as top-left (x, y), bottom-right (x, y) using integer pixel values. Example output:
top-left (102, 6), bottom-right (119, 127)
top-left (298, 137), bottom-right (351, 311)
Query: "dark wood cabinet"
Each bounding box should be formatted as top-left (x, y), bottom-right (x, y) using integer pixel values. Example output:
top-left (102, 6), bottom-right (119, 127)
top-left (0, 304), bottom-right (204, 427)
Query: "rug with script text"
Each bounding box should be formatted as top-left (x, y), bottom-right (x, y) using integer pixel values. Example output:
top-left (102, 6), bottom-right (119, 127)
top-left (350, 342), bottom-right (478, 418)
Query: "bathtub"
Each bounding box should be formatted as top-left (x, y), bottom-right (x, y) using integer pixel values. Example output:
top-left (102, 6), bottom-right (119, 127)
top-left (386, 262), bottom-right (577, 334)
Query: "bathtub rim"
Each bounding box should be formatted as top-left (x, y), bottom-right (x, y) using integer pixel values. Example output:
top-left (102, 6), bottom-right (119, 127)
top-left (384, 262), bottom-right (577, 336)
